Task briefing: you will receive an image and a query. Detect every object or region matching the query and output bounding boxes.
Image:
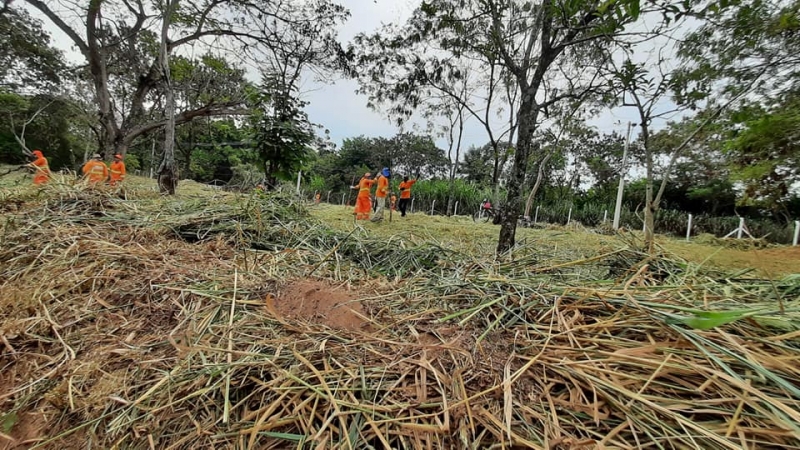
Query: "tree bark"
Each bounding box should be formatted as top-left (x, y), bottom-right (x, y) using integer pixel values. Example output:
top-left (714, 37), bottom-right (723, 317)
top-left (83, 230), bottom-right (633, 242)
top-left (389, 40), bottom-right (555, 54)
top-left (523, 148), bottom-right (553, 220)
top-left (497, 92), bottom-right (539, 254)
top-left (157, 0), bottom-right (178, 195)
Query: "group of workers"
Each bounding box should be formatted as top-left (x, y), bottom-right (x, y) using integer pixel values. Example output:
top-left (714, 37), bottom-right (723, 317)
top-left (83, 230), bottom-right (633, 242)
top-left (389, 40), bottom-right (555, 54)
top-left (26, 151), bottom-right (127, 186)
top-left (351, 167), bottom-right (417, 221)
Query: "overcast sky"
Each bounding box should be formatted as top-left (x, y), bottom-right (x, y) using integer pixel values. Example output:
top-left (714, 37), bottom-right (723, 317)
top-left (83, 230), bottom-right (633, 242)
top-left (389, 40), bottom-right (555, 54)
top-left (29, 0), bottom-right (674, 156)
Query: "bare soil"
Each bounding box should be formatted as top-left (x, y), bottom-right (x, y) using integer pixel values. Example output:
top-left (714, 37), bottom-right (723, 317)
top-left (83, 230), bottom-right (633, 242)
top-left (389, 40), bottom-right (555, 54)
top-left (269, 280), bottom-right (368, 331)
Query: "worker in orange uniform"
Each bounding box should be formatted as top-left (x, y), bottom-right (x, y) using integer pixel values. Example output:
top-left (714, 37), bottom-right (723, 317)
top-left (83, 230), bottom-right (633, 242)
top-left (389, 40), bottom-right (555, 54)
top-left (398, 175), bottom-right (417, 217)
top-left (109, 154), bottom-right (126, 186)
top-left (370, 167), bottom-right (390, 222)
top-left (390, 193), bottom-right (397, 211)
top-left (28, 149), bottom-right (50, 185)
top-left (351, 172), bottom-right (375, 220)
top-left (82, 154), bottom-right (108, 184)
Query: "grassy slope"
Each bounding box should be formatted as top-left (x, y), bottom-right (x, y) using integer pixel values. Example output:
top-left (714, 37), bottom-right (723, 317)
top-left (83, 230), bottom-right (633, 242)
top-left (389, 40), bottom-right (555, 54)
top-left (2, 167), bottom-right (797, 277)
top-left (3, 168), bottom-right (800, 449)
top-left (311, 203), bottom-right (800, 278)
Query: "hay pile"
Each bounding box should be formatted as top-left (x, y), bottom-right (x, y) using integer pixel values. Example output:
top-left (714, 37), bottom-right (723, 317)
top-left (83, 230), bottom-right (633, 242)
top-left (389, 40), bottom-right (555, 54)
top-left (1, 185), bottom-right (799, 449)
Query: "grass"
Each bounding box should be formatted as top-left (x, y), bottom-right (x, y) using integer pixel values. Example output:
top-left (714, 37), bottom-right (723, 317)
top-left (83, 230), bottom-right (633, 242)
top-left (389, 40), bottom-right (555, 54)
top-left (1, 169), bottom-right (800, 449)
top-left (311, 202), bottom-right (800, 278)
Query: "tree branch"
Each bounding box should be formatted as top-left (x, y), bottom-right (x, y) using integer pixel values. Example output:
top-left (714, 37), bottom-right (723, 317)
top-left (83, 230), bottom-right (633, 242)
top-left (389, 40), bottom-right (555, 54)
top-left (124, 103), bottom-right (249, 145)
top-left (23, 0), bottom-right (89, 55)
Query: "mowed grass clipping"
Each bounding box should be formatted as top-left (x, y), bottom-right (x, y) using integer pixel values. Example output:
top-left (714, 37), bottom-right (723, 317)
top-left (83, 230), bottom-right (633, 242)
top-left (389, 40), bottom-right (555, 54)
top-left (1, 170), bottom-right (799, 449)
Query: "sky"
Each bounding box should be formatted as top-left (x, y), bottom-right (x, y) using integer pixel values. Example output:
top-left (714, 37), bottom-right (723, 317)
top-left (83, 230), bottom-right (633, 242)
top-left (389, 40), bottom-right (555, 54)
top-left (27, 0), bottom-right (679, 157)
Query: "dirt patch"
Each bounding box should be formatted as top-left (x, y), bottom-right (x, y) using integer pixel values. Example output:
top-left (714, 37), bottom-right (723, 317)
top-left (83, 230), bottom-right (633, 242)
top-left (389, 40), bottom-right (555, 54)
top-left (0, 411), bottom-right (46, 450)
top-left (269, 280), bottom-right (368, 331)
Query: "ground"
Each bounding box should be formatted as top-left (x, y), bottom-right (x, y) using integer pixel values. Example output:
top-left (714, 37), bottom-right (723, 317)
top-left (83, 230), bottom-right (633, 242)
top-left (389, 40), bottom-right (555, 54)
top-left (1, 169), bottom-right (799, 449)
top-left (310, 201), bottom-right (800, 278)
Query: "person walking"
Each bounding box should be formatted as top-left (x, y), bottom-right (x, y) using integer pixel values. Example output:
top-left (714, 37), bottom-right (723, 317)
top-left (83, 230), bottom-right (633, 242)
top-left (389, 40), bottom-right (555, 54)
top-left (109, 154), bottom-right (126, 186)
top-left (82, 154), bottom-right (108, 184)
top-left (351, 172), bottom-right (376, 220)
top-left (28, 150), bottom-right (50, 185)
top-left (397, 175), bottom-right (417, 217)
top-left (370, 167), bottom-right (390, 222)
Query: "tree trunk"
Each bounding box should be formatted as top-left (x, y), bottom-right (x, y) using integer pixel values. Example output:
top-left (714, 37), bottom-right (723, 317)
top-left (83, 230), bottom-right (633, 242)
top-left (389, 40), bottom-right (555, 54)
top-left (641, 120), bottom-right (655, 252)
top-left (523, 149), bottom-right (552, 219)
top-left (157, 0), bottom-right (178, 195)
top-left (497, 94), bottom-right (538, 254)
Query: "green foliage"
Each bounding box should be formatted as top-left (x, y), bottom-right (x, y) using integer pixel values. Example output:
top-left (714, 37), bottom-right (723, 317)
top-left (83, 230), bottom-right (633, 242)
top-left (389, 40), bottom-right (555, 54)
top-left (0, 92), bottom-right (84, 170)
top-left (250, 77), bottom-right (317, 188)
top-left (724, 95), bottom-right (800, 217)
top-left (0, 8), bottom-right (65, 90)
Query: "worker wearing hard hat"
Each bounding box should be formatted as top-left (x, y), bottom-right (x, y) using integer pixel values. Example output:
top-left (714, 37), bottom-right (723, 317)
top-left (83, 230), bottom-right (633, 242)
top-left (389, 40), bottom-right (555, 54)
top-left (370, 167), bottom-right (390, 222)
top-left (82, 154), bottom-right (108, 184)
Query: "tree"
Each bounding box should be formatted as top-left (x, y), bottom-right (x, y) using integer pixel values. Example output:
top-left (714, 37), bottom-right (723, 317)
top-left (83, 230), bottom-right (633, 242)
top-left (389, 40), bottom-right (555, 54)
top-left (678, 0), bottom-right (800, 104)
top-left (157, 0), bottom-right (179, 194)
top-left (724, 96), bottom-right (800, 220)
top-left (678, 0), bottom-right (800, 220)
top-left (0, 92), bottom-right (81, 169)
top-left (353, 0), bottom-right (645, 254)
top-left (23, 0), bottom-right (348, 159)
top-left (0, 7), bottom-right (65, 91)
top-left (251, 78), bottom-right (317, 189)
top-left (352, 13), bottom-right (520, 197)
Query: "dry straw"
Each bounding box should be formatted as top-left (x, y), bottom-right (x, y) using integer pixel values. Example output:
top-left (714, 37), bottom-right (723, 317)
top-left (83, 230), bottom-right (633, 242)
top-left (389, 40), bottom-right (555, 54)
top-left (0, 181), bottom-right (798, 449)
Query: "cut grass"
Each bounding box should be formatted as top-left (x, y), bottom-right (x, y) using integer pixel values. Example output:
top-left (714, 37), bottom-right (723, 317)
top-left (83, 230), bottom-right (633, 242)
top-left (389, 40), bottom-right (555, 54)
top-left (1, 170), bottom-right (799, 449)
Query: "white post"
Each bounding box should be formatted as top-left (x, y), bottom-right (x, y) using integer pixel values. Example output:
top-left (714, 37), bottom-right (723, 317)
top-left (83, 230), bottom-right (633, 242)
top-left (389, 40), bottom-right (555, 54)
top-left (567, 207), bottom-right (572, 226)
top-left (430, 200), bottom-right (436, 215)
top-left (327, 191), bottom-right (331, 203)
top-left (603, 210), bottom-right (608, 224)
top-left (296, 170), bottom-right (302, 193)
top-left (613, 121), bottom-right (632, 230)
top-left (454, 201), bottom-right (459, 217)
top-left (643, 220), bottom-right (647, 233)
top-left (341, 193), bottom-right (345, 205)
top-left (686, 214), bottom-right (693, 241)
top-left (411, 198), bottom-right (415, 213)
top-left (793, 220), bottom-right (799, 246)
top-left (737, 217), bottom-right (745, 239)
top-left (534, 205), bottom-right (539, 225)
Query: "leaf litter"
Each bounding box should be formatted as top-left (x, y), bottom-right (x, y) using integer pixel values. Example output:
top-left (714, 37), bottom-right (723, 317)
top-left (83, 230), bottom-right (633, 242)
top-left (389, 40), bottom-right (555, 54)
top-left (0, 182), bottom-right (799, 449)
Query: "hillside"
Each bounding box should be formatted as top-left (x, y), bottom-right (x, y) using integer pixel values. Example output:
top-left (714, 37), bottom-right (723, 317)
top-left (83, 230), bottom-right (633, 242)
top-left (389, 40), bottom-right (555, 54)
top-left (1, 172), bottom-right (799, 449)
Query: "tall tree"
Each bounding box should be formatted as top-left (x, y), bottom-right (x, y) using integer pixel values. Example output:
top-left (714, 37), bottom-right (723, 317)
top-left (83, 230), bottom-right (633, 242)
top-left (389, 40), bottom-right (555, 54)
top-left (23, 0), bottom-right (348, 159)
top-left (354, 0), bottom-right (644, 254)
top-left (352, 13), bottom-right (519, 197)
top-left (157, 0), bottom-right (178, 194)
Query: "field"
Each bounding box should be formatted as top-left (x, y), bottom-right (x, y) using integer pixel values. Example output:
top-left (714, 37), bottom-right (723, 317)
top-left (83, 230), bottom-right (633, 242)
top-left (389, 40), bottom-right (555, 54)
top-left (1, 170), bottom-right (800, 449)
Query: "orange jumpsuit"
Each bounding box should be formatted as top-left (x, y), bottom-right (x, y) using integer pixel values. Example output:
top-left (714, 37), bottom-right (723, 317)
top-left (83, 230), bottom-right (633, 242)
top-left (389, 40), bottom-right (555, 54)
top-left (353, 177), bottom-right (375, 220)
top-left (109, 160), bottom-right (126, 186)
top-left (390, 195), bottom-right (397, 211)
top-left (398, 179), bottom-right (417, 217)
top-left (30, 151), bottom-right (50, 185)
top-left (82, 160), bottom-right (108, 184)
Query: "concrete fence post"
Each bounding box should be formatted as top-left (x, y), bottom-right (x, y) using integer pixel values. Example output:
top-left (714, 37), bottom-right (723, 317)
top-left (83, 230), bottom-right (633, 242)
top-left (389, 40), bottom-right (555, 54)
top-left (686, 214), bottom-right (693, 241)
